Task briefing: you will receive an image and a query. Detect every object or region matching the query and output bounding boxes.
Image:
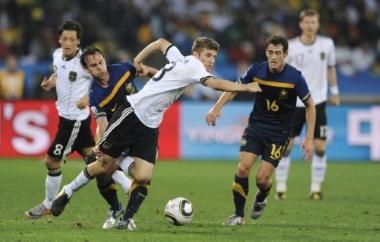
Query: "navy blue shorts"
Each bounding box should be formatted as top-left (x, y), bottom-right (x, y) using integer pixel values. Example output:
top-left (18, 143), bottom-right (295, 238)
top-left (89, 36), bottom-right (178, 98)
top-left (240, 127), bottom-right (289, 167)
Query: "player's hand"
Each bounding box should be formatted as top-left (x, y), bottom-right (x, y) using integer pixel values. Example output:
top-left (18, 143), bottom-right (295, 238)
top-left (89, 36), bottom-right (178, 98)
top-left (93, 146), bottom-right (104, 159)
top-left (246, 82), bottom-right (262, 93)
top-left (205, 108), bottom-right (221, 126)
top-left (301, 137), bottom-right (313, 162)
top-left (136, 63), bottom-right (150, 76)
top-left (329, 94), bottom-right (340, 106)
top-left (41, 76), bottom-right (54, 91)
top-left (76, 95), bottom-right (89, 109)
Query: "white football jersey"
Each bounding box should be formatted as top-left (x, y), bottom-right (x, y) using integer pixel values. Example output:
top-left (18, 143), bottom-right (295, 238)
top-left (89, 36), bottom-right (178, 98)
top-left (53, 48), bottom-right (92, 120)
top-left (286, 35), bottom-right (336, 106)
top-left (127, 46), bottom-right (213, 128)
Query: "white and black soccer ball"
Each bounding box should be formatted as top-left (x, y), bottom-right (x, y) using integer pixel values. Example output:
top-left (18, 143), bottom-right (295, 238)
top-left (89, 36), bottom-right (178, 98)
top-left (164, 197), bottom-right (194, 226)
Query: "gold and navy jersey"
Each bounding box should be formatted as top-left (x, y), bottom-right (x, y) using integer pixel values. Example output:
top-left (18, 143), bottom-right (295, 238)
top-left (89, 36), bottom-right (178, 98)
top-left (89, 62), bottom-right (137, 120)
top-left (240, 62), bottom-right (310, 136)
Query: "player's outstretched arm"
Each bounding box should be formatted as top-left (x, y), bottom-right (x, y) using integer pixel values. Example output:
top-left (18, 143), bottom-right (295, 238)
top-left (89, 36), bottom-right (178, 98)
top-left (134, 38), bottom-right (172, 72)
top-left (204, 77), bottom-right (261, 93)
top-left (302, 96), bottom-right (316, 161)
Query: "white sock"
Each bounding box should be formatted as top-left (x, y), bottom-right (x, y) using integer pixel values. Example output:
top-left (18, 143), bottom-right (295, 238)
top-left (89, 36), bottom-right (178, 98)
top-left (275, 156), bottom-right (291, 192)
top-left (311, 154), bottom-right (327, 192)
top-left (118, 156), bottom-right (135, 175)
top-left (64, 170), bottom-right (91, 198)
top-left (43, 174), bottom-right (62, 209)
top-left (112, 170), bottom-right (132, 194)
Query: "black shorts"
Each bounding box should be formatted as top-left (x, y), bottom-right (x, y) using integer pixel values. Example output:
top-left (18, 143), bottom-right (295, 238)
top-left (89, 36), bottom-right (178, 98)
top-left (48, 115), bottom-right (95, 160)
top-left (291, 102), bottom-right (327, 140)
top-left (240, 127), bottom-right (289, 168)
top-left (98, 104), bottom-right (158, 164)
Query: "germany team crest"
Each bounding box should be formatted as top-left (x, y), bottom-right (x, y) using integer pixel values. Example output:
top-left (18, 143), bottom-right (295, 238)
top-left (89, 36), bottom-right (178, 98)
top-left (320, 52), bottom-right (326, 60)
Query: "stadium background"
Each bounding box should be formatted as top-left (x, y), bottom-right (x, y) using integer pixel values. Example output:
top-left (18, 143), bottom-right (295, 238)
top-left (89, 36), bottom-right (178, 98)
top-left (0, 0), bottom-right (379, 162)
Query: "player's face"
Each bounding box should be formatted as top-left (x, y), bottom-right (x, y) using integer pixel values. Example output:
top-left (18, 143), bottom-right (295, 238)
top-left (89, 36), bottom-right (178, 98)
top-left (299, 15), bottom-right (320, 37)
top-left (84, 52), bottom-right (108, 82)
top-left (266, 44), bottom-right (287, 72)
top-left (58, 30), bottom-right (80, 58)
top-left (194, 48), bottom-right (217, 72)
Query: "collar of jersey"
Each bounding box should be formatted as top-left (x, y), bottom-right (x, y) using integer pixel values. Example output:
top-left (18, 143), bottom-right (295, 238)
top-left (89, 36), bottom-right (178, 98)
top-left (62, 49), bottom-right (80, 61)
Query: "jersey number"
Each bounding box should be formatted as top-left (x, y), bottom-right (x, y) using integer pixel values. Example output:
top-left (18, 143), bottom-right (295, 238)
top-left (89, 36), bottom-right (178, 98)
top-left (265, 99), bottom-right (279, 112)
top-left (152, 62), bottom-right (176, 81)
top-left (319, 125), bottom-right (328, 138)
top-left (53, 144), bottom-right (64, 156)
top-left (270, 144), bottom-right (284, 160)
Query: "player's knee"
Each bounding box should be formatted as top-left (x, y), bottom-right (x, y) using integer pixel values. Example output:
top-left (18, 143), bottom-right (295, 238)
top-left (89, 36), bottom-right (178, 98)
top-left (44, 156), bottom-right (61, 170)
top-left (133, 172), bottom-right (151, 184)
top-left (237, 163), bottom-right (251, 177)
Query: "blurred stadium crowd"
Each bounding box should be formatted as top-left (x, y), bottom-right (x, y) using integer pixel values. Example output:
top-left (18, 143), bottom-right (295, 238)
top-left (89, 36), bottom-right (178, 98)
top-left (0, 0), bottom-right (379, 100)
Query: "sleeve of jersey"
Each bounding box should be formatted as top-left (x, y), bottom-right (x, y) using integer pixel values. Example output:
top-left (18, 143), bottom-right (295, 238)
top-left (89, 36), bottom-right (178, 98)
top-left (295, 74), bottom-right (311, 103)
top-left (238, 64), bottom-right (255, 84)
top-left (327, 39), bottom-right (336, 67)
top-left (191, 62), bottom-right (213, 86)
top-left (52, 49), bottom-right (59, 73)
top-left (165, 45), bottom-right (185, 63)
top-left (122, 62), bottom-right (137, 78)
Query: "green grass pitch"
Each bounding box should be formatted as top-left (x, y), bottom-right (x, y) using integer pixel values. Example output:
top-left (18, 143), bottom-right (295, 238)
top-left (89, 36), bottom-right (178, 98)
top-left (0, 158), bottom-right (379, 241)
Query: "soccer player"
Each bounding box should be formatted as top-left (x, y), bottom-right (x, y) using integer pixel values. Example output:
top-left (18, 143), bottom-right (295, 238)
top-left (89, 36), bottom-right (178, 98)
top-left (24, 21), bottom-right (130, 228)
top-left (83, 46), bottom-right (157, 228)
top-left (51, 36), bottom-right (262, 230)
top-left (206, 35), bottom-right (316, 225)
top-left (274, 9), bottom-right (340, 201)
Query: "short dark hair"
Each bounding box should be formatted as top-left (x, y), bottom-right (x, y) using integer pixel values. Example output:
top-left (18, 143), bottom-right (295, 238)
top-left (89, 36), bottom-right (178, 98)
top-left (80, 46), bottom-right (104, 68)
top-left (191, 37), bottom-right (220, 54)
top-left (299, 9), bottom-right (319, 21)
top-left (58, 20), bottom-right (83, 40)
top-left (265, 35), bottom-right (288, 53)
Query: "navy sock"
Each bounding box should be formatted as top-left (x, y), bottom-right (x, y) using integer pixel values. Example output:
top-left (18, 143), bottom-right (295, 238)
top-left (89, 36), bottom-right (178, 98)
top-left (232, 174), bottom-right (249, 217)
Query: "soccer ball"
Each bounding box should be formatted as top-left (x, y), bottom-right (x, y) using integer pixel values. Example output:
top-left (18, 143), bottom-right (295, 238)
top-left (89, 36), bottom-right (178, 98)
top-left (164, 197), bottom-right (194, 226)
